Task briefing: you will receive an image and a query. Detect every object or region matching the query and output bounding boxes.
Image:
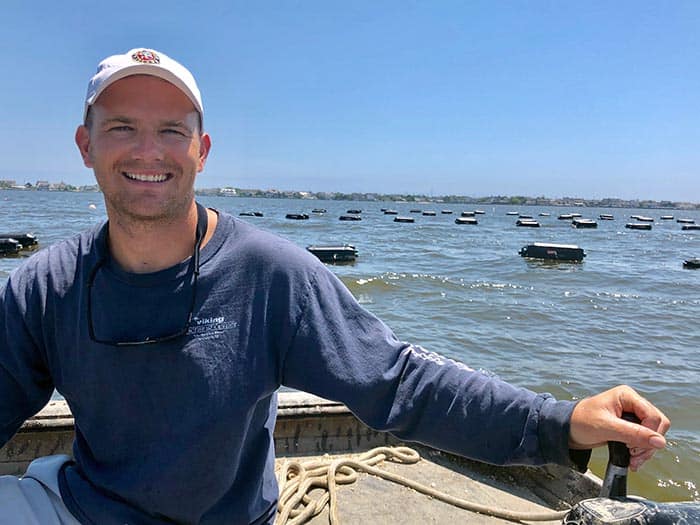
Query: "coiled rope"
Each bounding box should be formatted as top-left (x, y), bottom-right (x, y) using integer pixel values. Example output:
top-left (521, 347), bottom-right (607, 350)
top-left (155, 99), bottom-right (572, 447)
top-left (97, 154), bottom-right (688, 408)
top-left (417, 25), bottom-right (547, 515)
top-left (275, 446), bottom-right (570, 524)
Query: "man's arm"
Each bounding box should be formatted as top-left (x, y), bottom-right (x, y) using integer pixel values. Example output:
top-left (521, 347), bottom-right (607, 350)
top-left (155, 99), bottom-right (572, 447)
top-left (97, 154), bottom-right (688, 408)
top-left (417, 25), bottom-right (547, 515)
top-left (280, 257), bottom-right (669, 471)
top-left (0, 274), bottom-right (54, 446)
top-left (281, 264), bottom-right (580, 468)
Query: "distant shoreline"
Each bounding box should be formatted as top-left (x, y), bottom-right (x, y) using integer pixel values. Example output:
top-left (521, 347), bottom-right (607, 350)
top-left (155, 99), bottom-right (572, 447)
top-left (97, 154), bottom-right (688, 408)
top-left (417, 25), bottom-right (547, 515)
top-left (1, 186), bottom-right (698, 210)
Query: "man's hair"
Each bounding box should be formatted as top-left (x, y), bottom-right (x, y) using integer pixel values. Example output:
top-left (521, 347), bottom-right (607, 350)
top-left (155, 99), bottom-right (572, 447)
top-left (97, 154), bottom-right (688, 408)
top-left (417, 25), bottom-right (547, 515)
top-left (84, 108), bottom-right (94, 130)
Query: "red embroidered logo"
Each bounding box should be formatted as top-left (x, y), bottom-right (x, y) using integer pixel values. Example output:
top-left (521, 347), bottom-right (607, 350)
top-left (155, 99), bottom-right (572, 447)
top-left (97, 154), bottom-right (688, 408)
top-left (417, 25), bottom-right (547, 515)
top-left (131, 50), bottom-right (160, 64)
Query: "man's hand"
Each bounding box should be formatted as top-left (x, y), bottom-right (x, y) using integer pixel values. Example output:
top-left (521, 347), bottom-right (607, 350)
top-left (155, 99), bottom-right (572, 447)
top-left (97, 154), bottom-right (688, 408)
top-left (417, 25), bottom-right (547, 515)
top-left (569, 385), bottom-right (670, 471)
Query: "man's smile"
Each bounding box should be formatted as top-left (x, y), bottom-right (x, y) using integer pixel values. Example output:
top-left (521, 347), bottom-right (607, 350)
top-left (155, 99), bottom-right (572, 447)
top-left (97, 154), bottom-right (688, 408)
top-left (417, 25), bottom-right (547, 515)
top-left (122, 171), bottom-right (171, 183)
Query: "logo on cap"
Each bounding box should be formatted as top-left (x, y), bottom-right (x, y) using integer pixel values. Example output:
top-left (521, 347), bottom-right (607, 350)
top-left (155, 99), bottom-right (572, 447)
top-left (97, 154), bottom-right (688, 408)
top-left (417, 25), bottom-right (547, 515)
top-left (131, 50), bottom-right (160, 64)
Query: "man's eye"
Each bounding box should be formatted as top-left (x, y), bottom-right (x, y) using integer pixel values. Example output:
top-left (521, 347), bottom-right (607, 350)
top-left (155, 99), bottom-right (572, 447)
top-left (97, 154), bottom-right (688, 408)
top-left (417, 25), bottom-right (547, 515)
top-left (163, 128), bottom-right (186, 136)
top-left (108, 126), bottom-right (133, 132)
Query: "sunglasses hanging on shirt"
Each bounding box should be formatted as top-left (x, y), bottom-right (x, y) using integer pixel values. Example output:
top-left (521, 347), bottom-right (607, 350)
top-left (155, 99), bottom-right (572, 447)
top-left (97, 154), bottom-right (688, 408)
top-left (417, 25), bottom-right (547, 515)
top-left (87, 203), bottom-right (207, 347)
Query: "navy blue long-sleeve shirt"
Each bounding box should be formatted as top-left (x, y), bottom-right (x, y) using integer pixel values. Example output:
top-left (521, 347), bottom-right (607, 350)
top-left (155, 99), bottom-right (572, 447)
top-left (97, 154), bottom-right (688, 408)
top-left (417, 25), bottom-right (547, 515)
top-left (0, 209), bottom-right (579, 524)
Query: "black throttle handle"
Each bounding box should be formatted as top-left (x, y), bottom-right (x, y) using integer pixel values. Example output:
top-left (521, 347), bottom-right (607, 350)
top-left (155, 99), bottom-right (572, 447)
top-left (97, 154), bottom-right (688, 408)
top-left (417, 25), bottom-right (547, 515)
top-left (599, 412), bottom-right (640, 499)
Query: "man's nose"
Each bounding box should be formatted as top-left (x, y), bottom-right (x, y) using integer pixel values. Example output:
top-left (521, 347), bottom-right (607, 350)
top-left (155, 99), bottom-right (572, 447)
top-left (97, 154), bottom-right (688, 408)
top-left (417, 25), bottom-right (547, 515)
top-left (131, 131), bottom-right (164, 161)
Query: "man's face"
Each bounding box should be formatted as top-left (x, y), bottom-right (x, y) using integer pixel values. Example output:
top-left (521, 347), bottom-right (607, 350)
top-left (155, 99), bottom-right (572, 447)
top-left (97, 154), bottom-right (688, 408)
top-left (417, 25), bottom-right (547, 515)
top-left (75, 75), bottom-right (211, 224)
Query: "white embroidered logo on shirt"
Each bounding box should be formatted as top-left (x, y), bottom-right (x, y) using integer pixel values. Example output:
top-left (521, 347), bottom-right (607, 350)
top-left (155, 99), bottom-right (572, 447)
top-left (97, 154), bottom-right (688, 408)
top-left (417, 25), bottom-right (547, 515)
top-left (188, 316), bottom-right (238, 337)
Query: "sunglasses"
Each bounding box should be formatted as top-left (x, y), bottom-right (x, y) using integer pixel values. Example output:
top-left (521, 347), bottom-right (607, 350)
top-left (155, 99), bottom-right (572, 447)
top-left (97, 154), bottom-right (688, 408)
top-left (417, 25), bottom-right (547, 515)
top-left (87, 204), bottom-right (207, 347)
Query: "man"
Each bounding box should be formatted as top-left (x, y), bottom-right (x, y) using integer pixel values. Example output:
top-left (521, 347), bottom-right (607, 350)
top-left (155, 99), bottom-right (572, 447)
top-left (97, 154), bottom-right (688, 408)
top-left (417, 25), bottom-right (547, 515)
top-left (0, 48), bottom-right (669, 524)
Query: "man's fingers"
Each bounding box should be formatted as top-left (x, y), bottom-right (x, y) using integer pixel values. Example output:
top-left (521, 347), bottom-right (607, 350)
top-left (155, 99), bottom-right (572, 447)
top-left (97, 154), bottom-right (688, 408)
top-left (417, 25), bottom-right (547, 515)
top-left (619, 387), bottom-right (671, 436)
top-left (617, 417), bottom-right (667, 450)
top-left (649, 434), bottom-right (667, 448)
top-left (569, 385), bottom-right (670, 456)
top-left (630, 448), bottom-right (657, 471)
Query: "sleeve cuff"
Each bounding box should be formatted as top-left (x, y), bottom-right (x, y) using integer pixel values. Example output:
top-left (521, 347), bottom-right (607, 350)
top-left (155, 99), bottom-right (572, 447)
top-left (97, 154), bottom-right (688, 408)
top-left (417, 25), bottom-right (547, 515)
top-left (538, 397), bottom-right (591, 472)
top-left (569, 448), bottom-right (592, 473)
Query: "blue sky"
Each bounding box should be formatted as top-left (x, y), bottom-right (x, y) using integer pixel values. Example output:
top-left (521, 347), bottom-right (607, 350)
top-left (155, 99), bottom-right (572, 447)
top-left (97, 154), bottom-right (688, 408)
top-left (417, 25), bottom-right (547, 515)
top-left (1, 1), bottom-right (698, 202)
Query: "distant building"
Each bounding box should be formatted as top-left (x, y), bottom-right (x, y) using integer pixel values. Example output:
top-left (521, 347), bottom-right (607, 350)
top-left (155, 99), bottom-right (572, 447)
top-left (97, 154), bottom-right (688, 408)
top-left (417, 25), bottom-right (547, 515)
top-left (51, 181), bottom-right (77, 191)
top-left (219, 187), bottom-right (237, 196)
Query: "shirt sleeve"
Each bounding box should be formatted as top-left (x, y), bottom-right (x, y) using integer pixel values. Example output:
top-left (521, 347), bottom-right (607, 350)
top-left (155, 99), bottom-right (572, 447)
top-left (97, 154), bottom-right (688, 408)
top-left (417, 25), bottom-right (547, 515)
top-left (0, 272), bottom-right (54, 447)
top-left (280, 264), bottom-right (584, 469)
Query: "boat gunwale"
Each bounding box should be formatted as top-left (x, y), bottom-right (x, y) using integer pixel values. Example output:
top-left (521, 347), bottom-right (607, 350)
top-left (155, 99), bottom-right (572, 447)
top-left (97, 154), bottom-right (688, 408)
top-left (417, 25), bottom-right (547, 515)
top-left (3, 391), bottom-right (603, 516)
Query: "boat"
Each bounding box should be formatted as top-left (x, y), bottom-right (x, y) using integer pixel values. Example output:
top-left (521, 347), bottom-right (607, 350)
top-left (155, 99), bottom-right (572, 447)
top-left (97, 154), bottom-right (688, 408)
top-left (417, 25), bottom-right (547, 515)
top-left (516, 219), bottom-right (540, 227)
top-left (518, 214), bottom-right (533, 219)
top-left (384, 210), bottom-right (398, 215)
top-left (682, 224), bottom-right (700, 231)
top-left (460, 211), bottom-right (475, 217)
top-left (3, 393), bottom-right (697, 524)
top-left (599, 214), bottom-right (614, 220)
top-left (0, 393), bottom-right (598, 523)
top-left (474, 210), bottom-right (486, 215)
top-left (660, 215), bottom-right (674, 220)
top-left (285, 213), bottom-right (309, 220)
top-left (558, 214), bottom-right (575, 220)
top-left (441, 210), bottom-right (453, 214)
top-left (506, 211), bottom-right (519, 216)
top-left (519, 243), bottom-right (586, 262)
top-left (311, 208), bottom-right (327, 214)
top-left (410, 209), bottom-right (422, 213)
top-left (239, 211), bottom-right (264, 217)
top-left (422, 211), bottom-right (436, 216)
top-left (454, 217), bottom-right (478, 225)
top-left (346, 209), bottom-right (362, 214)
top-left (394, 216), bottom-right (415, 223)
top-left (630, 215), bottom-right (654, 222)
top-left (625, 223), bottom-right (652, 230)
top-left (677, 218), bottom-right (696, 224)
top-left (339, 214), bottom-right (362, 221)
top-left (307, 245), bottom-right (358, 263)
top-left (572, 218), bottom-right (598, 229)
top-left (539, 212), bottom-right (550, 217)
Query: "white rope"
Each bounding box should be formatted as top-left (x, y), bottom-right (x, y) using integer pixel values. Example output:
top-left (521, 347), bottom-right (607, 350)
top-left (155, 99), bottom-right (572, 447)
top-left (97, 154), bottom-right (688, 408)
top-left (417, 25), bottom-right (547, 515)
top-left (275, 446), bottom-right (570, 524)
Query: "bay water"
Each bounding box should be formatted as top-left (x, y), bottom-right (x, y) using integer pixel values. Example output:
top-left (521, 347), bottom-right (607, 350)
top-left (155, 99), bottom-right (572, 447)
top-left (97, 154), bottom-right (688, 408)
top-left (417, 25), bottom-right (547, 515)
top-left (1, 190), bottom-right (698, 503)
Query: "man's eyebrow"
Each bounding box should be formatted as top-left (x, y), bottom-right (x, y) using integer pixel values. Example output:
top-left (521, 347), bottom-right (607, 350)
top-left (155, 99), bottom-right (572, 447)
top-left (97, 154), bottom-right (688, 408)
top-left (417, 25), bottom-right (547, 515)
top-left (98, 116), bottom-right (195, 131)
top-left (101, 116), bottom-right (133, 125)
top-left (161, 120), bottom-right (191, 129)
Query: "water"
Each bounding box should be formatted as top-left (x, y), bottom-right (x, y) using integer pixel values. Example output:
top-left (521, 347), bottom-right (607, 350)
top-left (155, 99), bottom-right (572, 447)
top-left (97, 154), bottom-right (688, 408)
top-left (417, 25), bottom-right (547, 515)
top-left (1, 190), bottom-right (698, 503)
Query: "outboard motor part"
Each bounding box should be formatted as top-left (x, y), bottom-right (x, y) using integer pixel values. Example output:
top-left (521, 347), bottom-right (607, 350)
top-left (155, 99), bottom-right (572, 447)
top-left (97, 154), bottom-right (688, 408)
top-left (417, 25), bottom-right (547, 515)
top-left (563, 497), bottom-right (700, 524)
top-left (563, 412), bottom-right (700, 524)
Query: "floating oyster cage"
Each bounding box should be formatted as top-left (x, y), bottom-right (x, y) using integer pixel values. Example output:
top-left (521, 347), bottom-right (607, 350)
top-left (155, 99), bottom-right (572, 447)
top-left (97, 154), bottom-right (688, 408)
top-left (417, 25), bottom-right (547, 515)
top-left (0, 233), bottom-right (38, 257)
top-left (519, 242), bottom-right (585, 262)
top-left (306, 244), bottom-right (358, 264)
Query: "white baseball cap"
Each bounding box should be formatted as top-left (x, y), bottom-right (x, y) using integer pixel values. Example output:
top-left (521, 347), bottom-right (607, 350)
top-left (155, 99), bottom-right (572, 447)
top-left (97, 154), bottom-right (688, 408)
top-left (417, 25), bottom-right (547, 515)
top-left (83, 48), bottom-right (203, 123)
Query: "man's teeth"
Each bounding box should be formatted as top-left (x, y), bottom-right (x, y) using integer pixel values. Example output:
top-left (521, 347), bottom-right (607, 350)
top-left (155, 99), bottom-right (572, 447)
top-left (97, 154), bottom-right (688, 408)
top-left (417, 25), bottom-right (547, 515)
top-left (124, 172), bottom-right (168, 182)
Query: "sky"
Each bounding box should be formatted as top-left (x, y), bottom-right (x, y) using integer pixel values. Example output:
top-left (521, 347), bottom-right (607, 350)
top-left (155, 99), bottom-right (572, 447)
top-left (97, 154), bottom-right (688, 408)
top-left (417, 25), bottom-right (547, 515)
top-left (1, 1), bottom-right (698, 202)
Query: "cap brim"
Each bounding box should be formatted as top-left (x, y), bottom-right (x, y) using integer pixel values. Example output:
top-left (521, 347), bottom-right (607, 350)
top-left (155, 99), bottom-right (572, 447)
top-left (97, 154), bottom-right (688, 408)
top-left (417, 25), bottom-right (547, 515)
top-left (83, 64), bottom-right (203, 122)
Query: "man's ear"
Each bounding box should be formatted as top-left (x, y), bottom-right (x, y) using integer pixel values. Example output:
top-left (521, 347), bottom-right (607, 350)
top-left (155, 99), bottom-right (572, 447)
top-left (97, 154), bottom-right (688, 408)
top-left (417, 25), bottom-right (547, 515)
top-left (75, 125), bottom-right (93, 168)
top-left (197, 133), bottom-right (212, 173)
